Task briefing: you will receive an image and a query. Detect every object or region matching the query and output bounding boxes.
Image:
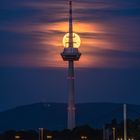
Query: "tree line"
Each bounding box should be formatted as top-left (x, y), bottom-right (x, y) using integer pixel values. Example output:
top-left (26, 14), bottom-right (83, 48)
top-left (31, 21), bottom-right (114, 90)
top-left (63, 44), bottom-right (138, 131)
top-left (0, 118), bottom-right (139, 140)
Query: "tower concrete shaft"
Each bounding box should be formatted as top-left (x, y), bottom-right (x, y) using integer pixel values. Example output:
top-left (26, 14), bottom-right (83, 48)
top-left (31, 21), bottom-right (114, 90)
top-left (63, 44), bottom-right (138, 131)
top-left (67, 60), bottom-right (75, 129)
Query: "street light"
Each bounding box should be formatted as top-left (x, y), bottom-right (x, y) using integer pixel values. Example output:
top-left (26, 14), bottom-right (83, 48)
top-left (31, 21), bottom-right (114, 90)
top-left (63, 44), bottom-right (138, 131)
top-left (112, 127), bottom-right (116, 140)
top-left (39, 128), bottom-right (44, 140)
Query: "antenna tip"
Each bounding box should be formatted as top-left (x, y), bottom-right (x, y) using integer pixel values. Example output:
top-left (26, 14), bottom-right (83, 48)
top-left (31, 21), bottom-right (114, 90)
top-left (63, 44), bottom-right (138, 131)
top-left (69, 0), bottom-right (72, 5)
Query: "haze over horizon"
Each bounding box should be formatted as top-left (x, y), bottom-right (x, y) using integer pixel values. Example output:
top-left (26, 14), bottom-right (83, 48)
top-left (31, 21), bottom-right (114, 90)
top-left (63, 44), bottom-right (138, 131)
top-left (0, 0), bottom-right (140, 111)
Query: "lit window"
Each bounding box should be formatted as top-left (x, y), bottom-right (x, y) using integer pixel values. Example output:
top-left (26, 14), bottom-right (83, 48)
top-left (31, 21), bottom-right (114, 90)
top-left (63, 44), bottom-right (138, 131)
top-left (47, 135), bottom-right (52, 139)
top-left (15, 135), bottom-right (20, 139)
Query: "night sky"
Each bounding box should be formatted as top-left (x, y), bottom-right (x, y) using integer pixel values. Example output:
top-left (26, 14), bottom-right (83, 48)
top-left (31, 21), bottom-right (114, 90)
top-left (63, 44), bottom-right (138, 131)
top-left (0, 0), bottom-right (140, 111)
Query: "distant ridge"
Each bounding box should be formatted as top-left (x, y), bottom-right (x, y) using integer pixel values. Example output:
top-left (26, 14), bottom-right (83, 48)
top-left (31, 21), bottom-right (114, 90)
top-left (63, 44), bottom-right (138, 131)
top-left (0, 102), bottom-right (140, 131)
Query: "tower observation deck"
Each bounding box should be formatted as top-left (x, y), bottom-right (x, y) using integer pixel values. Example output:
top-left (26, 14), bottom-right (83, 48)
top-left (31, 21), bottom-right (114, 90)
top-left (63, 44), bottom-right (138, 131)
top-left (61, 0), bottom-right (81, 129)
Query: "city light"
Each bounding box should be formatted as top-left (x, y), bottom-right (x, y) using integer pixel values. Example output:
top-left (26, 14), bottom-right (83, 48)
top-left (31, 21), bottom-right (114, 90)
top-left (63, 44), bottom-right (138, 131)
top-left (15, 135), bottom-right (20, 139)
top-left (47, 135), bottom-right (53, 139)
top-left (81, 135), bottom-right (88, 139)
top-left (117, 138), bottom-right (134, 140)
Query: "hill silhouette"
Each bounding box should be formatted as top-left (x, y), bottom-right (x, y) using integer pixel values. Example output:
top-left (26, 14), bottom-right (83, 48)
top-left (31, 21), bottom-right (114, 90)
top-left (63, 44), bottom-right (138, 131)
top-left (0, 102), bottom-right (140, 131)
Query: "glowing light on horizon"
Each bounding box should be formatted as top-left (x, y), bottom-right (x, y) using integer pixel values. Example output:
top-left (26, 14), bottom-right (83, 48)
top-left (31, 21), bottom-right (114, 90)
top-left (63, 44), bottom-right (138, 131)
top-left (63, 33), bottom-right (81, 48)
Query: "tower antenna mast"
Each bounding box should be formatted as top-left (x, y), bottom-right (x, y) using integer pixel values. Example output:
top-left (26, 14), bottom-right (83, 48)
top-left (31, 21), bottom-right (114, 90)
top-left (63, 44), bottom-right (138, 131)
top-left (69, 0), bottom-right (73, 48)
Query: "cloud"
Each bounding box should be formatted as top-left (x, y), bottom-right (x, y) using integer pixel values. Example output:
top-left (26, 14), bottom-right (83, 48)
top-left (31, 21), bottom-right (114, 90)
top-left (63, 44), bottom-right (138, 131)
top-left (0, 0), bottom-right (140, 68)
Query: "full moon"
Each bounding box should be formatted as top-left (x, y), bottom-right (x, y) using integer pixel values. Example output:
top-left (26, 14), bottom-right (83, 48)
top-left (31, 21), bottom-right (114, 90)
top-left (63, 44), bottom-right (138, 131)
top-left (62, 33), bottom-right (81, 48)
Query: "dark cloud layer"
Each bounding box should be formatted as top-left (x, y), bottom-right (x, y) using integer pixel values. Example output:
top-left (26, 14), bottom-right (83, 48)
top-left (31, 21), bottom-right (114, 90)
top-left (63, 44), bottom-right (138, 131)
top-left (0, 0), bottom-right (140, 68)
top-left (0, 0), bottom-right (140, 110)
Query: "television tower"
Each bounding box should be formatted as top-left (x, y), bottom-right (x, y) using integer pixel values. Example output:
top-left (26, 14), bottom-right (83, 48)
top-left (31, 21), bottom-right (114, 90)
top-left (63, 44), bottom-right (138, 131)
top-left (61, 0), bottom-right (81, 129)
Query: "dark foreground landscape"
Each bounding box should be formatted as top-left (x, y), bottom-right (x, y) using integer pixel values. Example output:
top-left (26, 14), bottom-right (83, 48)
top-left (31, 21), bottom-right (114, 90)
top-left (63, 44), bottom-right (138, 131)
top-left (0, 120), bottom-right (140, 140)
top-left (0, 103), bottom-right (140, 140)
top-left (0, 103), bottom-right (140, 130)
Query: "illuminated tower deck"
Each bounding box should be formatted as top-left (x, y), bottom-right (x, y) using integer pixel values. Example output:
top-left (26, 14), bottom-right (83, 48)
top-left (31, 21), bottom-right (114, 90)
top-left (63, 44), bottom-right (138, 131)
top-left (61, 1), bottom-right (81, 129)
